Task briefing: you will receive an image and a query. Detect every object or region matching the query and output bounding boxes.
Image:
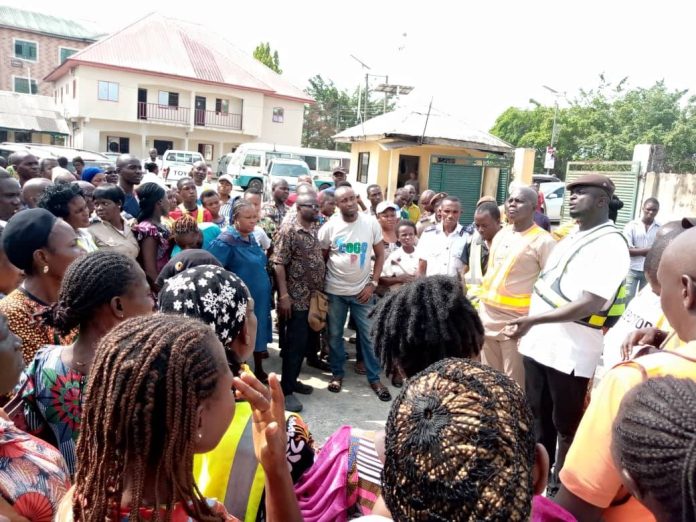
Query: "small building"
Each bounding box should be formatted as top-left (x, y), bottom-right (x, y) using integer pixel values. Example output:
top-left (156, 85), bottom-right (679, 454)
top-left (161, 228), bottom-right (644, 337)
top-left (333, 106), bottom-right (513, 222)
top-left (44, 13), bottom-right (313, 167)
top-left (0, 91), bottom-right (69, 145)
top-left (0, 6), bottom-right (103, 96)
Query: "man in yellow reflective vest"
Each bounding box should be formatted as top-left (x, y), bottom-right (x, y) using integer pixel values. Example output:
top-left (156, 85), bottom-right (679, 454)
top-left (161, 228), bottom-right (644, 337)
top-left (478, 187), bottom-right (555, 389)
top-left (505, 174), bottom-right (630, 493)
top-left (462, 201), bottom-right (502, 286)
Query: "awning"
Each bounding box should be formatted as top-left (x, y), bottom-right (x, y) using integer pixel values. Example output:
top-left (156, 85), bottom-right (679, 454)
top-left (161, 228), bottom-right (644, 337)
top-left (0, 92), bottom-right (69, 135)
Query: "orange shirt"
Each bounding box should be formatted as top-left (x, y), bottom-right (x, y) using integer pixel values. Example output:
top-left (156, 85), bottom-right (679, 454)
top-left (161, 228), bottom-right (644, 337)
top-left (560, 340), bottom-right (696, 522)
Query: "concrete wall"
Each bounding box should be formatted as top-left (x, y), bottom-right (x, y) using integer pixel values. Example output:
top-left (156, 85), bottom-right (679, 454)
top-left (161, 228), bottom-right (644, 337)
top-left (639, 171), bottom-right (696, 222)
top-left (259, 97), bottom-right (305, 146)
top-left (0, 27), bottom-right (92, 95)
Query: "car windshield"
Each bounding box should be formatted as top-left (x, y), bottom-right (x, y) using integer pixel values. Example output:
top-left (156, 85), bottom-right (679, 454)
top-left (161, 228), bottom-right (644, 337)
top-left (166, 152), bottom-right (202, 164)
top-left (272, 164), bottom-right (309, 177)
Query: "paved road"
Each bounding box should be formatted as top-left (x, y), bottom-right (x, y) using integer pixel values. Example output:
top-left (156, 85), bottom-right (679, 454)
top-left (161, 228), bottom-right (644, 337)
top-left (262, 330), bottom-right (397, 444)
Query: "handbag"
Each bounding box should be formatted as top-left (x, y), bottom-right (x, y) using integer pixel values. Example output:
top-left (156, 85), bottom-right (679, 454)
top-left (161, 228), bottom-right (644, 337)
top-left (308, 290), bottom-right (329, 332)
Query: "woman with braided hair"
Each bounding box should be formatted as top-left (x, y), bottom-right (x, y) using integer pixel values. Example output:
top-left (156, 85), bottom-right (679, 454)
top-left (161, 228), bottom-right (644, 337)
top-left (612, 376), bottom-right (696, 522)
top-left (61, 314), bottom-right (301, 521)
top-left (132, 182), bottom-right (172, 290)
top-left (10, 250), bottom-right (153, 476)
top-left (170, 214), bottom-right (222, 257)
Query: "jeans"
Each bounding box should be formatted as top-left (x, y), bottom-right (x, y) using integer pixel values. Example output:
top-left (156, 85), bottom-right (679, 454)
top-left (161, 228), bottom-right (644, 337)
top-left (523, 356), bottom-right (590, 483)
top-left (327, 292), bottom-right (381, 383)
top-left (624, 268), bottom-right (646, 304)
top-left (281, 310), bottom-right (315, 396)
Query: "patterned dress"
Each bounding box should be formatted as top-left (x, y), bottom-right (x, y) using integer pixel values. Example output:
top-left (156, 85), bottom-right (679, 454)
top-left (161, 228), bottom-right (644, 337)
top-left (0, 417), bottom-right (71, 522)
top-left (12, 345), bottom-right (86, 477)
top-left (132, 220), bottom-right (172, 275)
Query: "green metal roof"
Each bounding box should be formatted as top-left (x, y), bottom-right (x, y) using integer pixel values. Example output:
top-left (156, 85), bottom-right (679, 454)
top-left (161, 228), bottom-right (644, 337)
top-left (0, 6), bottom-right (104, 41)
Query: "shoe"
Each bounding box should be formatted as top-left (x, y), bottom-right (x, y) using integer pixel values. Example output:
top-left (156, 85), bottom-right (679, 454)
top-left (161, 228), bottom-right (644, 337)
top-left (370, 381), bottom-right (392, 402)
top-left (284, 394), bottom-right (303, 413)
top-left (354, 361), bottom-right (366, 375)
top-left (294, 382), bottom-right (314, 395)
top-left (307, 358), bottom-right (331, 372)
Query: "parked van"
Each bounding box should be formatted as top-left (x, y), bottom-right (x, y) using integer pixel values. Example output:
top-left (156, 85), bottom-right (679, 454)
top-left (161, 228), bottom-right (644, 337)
top-left (162, 150), bottom-right (204, 185)
top-left (0, 142), bottom-right (112, 172)
top-left (219, 143), bottom-right (347, 191)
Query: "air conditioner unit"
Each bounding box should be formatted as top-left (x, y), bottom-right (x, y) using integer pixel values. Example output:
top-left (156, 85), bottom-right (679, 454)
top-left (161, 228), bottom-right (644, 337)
top-left (107, 137), bottom-right (120, 153)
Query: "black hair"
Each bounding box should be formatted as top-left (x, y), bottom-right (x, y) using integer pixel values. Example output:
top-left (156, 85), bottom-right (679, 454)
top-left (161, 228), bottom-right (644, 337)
top-left (200, 189), bottom-right (218, 202)
top-left (39, 251), bottom-right (143, 335)
top-left (442, 195), bottom-right (461, 206)
top-left (366, 184), bottom-right (381, 194)
top-left (136, 182), bottom-right (166, 222)
top-left (37, 182), bottom-right (84, 219)
top-left (335, 181), bottom-right (352, 188)
top-left (73, 156), bottom-right (85, 166)
top-left (92, 183), bottom-right (125, 207)
top-left (644, 228), bottom-right (683, 284)
top-left (232, 199), bottom-right (255, 222)
top-left (176, 177), bottom-right (194, 190)
top-left (144, 162), bottom-right (158, 173)
top-left (609, 195), bottom-right (624, 223)
top-left (614, 376), bottom-right (696, 522)
top-left (396, 219), bottom-right (416, 234)
top-left (371, 275), bottom-right (483, 378)
top-left (644, 197), bottom-right (660, 208)
top-left (475, 201), bottom-right (501, 221)
top-left (58, 157), bottom-right (68, 168)
top-left (244, 187), bottom-right (262, 197)
top-left (0, 168), bottom-right (12, 180)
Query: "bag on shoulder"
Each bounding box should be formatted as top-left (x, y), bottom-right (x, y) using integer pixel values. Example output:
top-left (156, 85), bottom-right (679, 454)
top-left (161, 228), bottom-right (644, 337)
top-left (308, 290), bottom-right (329, 332)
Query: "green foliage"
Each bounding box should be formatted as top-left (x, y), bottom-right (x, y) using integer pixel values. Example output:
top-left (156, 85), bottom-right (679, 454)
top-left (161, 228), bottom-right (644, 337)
top-left (302, 74), bottom-right (395, 150)
top-left (253, 42), bottom-right (282, 74)
top-left (490, 78), bottom-right (696, 175)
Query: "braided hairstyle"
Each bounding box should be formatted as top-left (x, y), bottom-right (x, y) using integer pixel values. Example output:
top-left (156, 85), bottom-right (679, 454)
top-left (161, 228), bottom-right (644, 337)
top-left (232, 199), bottom-right (255, 223)
top-left (136, 182), bottom-right (166, 222)
top-left (37, 182), bottom-right (83, 218)
top-left (38, 251), bottom-right (143, 335)
top-left (173, 214), bottom-right (199, 236)
top-left (371, 275), bottom-right (483, 378)
top-left (613, 376), bottom-right (696, 522)
top-left (72, 314), bottom-right (225, 521)
top-left (383, 358), bottom-right (535, 521)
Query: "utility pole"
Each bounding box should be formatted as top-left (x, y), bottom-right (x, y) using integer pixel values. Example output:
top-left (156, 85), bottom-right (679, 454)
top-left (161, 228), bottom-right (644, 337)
top-left (364, 73), bottom-right (369, 124)
top-left (350, 54), bottom-right (371, 123)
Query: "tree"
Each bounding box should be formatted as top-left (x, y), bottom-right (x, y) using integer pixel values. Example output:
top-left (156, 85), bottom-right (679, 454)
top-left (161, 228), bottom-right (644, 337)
top-left (490, 78), bottom-right (696, 175)
top-left (253, 42), bottom-right (282, 74)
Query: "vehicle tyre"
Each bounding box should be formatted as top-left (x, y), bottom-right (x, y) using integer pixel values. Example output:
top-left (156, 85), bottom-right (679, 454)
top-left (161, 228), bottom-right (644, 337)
top-left (248, 178), bottom-right (263, 191)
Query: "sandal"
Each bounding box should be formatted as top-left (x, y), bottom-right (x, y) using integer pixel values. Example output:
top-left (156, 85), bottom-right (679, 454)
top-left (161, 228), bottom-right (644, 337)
top-left (370, 381), bottom-right (392, 402)
top-left (354, 361), bottom-right (366, 375)
top-left (328, 376), bottom-right (343, 393)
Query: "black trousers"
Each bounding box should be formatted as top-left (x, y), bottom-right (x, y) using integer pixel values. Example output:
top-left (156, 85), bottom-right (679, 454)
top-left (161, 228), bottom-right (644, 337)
top-left (281, 310), bottom-right (316, 396)
top-left (523, 356), bottom-right (589, 481)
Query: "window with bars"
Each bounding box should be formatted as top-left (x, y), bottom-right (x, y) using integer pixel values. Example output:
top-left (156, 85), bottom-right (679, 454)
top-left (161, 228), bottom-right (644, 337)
top-left (14, 39), bottom-right (37, 61)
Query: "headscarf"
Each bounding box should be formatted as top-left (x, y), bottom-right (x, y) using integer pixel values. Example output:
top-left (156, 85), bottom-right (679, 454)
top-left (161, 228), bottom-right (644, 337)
top-left (81, 167), bottom-right (103, 183)
top-left (155, 249), bottom-right (222, 289)
top-left (2, 208), bottom-right (57, 271)
top-left (158, 264), bottom-right (249, 345)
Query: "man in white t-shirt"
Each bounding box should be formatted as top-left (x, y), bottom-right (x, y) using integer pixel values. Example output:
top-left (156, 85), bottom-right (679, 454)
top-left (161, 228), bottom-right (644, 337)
top-left (506, 174), bottom-right (630, 489)
top-left (416, 196), bottom-right (469, 277)
top-left (318, 186), bottom-right (391, 401)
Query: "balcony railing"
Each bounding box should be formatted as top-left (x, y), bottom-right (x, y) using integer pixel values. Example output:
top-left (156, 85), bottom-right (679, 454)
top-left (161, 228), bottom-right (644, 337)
top-left (137, 102), bottom-right (190, 124)
top-left (194, 109), bottom-right (242, 130)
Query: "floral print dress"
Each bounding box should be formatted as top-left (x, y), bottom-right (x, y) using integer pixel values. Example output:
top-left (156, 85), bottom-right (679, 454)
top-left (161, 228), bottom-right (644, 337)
top-left (0, 417), bottom-right (71, 522)
top-left (12, 345), bottom-right (86, 477)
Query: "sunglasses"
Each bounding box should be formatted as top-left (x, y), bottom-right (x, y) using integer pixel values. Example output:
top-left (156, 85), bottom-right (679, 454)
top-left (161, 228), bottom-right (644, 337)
top-left (298, 203), bottom-right (319, 210)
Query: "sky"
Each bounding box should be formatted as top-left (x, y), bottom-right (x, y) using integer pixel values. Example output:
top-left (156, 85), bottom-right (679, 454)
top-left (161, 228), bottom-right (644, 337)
top-left (5, 0), bottom-right (695, 131)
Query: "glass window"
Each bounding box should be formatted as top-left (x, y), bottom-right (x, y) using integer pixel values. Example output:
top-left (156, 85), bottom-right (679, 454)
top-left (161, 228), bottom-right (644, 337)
top-left (215, 99), bottom-right (229, 114)
top-left (301, 155), bottom-right (317, 170)
top-left (158, 91), bottom-right (179, 107)
top-left (357, 152), bottom-right (370, 183)
top-left (14, 40), bottom-right (37, 61)
top-left (244, 154), bottom-right (261, 167)
top-left (13, 77), bottom-right (37, 94)
top-left (98, 81), bottom-right (118, 101)
top-left (272, 107), bottom-right (284, 123)
top-left (14, 131), bottom-right (32, 143)
top-left (59, 48), bottom-right (77, 63)
top-left (318, 157), bottom-right (342, 172)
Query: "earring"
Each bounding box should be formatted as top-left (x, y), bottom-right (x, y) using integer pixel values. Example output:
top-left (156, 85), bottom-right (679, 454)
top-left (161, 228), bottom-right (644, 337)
top-left (197, 432), bottom-right (203, 439)
top-left (42, 265), bottom-right (49, 274)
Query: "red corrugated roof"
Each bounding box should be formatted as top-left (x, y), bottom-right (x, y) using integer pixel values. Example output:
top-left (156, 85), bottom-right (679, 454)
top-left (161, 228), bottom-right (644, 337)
top-left (45, 13), bottom-right (314, 103)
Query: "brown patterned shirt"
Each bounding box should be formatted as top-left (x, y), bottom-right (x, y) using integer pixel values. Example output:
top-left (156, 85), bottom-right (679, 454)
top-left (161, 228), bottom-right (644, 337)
top-left (272, 221), bottom-right (325, 311)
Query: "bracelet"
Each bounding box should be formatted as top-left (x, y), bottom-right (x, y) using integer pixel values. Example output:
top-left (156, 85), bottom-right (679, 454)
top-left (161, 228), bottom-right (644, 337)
top-left (279, 294), bottom-right (290, 300)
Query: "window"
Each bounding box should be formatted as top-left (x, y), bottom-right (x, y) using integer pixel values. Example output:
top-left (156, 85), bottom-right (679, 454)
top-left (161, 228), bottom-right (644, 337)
top-left (59, 47), bottom-right (77, 64)
top-left (215, 98), bottom-right (229, 114)
top-left (14, 39), bottom-right (37, 61)
top-left (14, 131), bottom-right (32, 143)
top-left (0, 130), bottom-right (8, 142)
top-left (13, 77), bottom-right (38, 94)
top-left (51, 135), bottom-right (66, 146)
top-left (158, 91), bottom-right (179, 107)
top-left (107, 136), bottom-right (130, 153)
top-left (357, 152), bottom-right (370, 183)
top-left (318, 157), bottom-right (341, 172)
top-left (243, 154), bottom-right (261, 167)
top-left (272, 107), bottom-right (284, 123)
top-left (98, 81), bottom-right (119, 101)
top-left (198, 144), bottom-right (214, 162)
top-left (301, 155), bottom-right (317, 170)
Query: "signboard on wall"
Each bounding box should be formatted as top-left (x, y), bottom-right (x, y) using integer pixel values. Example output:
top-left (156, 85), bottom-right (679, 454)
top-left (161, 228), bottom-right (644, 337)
top-left (544, 146), bottom-right (556, 170)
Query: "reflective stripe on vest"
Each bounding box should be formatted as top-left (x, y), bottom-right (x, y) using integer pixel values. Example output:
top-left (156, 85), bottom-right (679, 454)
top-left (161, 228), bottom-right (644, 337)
top-left (178, 203), bottom-right (205, 224)
top-left (533, 223), bottom-right (627, 329)
top-left (465, 239), bottom-right (484, 285)
top-left (192, 402), bottom-right (265, 522)
top-left (479, 225), bottom-right (545, 312)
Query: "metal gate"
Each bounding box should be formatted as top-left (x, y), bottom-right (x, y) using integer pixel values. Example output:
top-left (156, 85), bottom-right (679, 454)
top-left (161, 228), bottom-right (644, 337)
top-left (563, 161), bottom-right (641, 229)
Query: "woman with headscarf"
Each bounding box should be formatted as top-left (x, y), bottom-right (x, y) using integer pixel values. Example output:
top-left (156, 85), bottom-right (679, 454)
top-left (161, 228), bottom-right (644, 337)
top-left (209, 200), bottom-right (272, 381)
top-left (88, 183), bottom-right (139, 259)
top-left (0, 209), bottom-right (84, 363)
top-left (80, 167), bottom-right (106, 187)
top-left (131, 182), bottom-right (171, 290)
top-left (158, 265), bottom-right (314, 521)
top-left (38, 183), bottom-right (98, 253)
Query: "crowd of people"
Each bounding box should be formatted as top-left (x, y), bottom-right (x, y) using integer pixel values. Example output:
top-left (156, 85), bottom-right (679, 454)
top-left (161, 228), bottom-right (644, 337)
top-left (0, 148), bottom-right (695, 522)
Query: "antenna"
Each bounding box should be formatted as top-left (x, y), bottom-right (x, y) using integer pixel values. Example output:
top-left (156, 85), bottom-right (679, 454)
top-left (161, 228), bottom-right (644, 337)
top-left (350, 54), bottom-right (371, 70)
top-left (419, 98), bottom-right (433, 145)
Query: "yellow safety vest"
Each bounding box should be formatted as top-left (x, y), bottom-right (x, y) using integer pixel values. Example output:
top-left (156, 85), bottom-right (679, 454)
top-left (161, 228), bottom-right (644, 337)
top-left (533, 223), bottom-right (628, 330)
top-left (193, 402), bottom-right (265, 522)
top-left (178, 203), bottom-right (205, 224)
top-left (479, 225), bottom-right (545, 313)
